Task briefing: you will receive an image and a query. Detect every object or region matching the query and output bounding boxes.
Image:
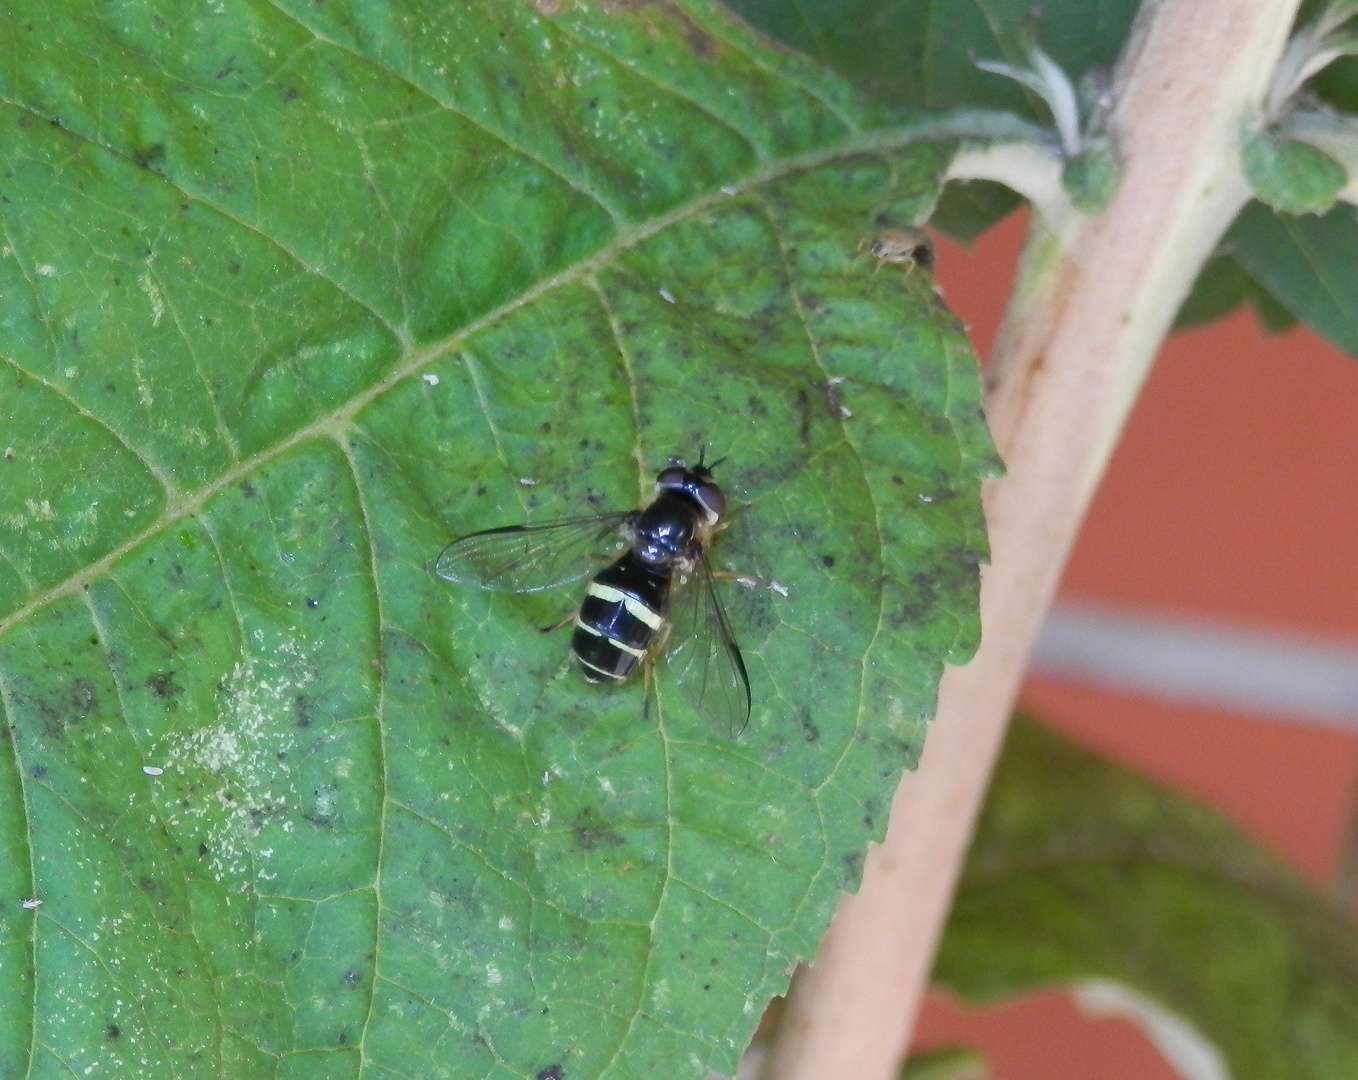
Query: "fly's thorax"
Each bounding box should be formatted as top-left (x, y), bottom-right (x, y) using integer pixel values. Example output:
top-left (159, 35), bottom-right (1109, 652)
top-left (632, 490), bottom-right (706, 567)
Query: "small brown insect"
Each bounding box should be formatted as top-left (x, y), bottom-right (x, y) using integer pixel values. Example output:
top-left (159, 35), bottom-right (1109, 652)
top-left (868, 226), bottom-right (934, 273)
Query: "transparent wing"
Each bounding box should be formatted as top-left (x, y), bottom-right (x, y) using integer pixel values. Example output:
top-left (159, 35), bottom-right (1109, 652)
top-left (434, 512), bottom-right (632, 593)
top-left (664, 553), bottom-right (752, 735)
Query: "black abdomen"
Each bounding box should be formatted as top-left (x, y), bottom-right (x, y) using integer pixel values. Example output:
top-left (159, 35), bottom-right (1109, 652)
top-left (571, 557), bottom-right (671, 683)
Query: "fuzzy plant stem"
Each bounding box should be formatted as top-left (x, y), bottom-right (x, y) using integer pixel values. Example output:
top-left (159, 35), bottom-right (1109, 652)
top-left (760, 1), bottom-right (1302, 1078)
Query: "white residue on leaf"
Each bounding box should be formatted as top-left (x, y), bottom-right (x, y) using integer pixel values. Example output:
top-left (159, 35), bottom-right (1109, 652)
top-left (36, 264), bottom-right (56, 277)
top-left (498, 916), bottom-right (514, 930)
top-left (139, 273), bottom-right (165, 326)
top-left (25, 499), bottom-right (53, 521)
top-left (422, 373), bottom-right (440, 386)
top-left (163, 644), bottom-right (312, 884)
top-left (486, 965), bottom-right (502, 986)
top-left (598, 777), bottom-right (615, 796)
top-left (130, 356), bottom-right (153, 408)
top-left (658, 288), bottom-right (675, 303)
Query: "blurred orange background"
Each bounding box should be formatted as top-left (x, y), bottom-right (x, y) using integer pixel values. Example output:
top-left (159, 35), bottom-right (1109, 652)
top-left (910, 211), bottom-right (1358, 1079)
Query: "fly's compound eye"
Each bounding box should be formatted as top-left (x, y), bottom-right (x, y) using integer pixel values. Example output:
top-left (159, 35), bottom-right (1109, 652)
top-left (656, 466), bottom-right (688, 491)
top-left (694, 479), bottom-right (726, 522)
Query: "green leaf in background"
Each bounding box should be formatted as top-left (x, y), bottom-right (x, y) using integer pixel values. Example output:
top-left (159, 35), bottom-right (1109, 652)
top-left (898, 1045), bottom-right (987, 1080)
top-left (0, 1), bottom-right (996, 1078)
top-left (1241, 130), bottom-right (1348, 215)
top-left (928, 180), bottom-right (1024, 245)
top-left (935, 716), bottom-right (1358, 1080)
top-left (726, 0), bottom-right (1140, 118)
top-left (1173, 251), bottom-right (1299, 334)
top-left (1229, 199), bottom-right (1358, 355)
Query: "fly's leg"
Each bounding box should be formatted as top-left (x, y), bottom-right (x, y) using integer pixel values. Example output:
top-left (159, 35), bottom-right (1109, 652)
top-left (539, 609), bottom-right (579, 635)
top-left (641, 655), bottom-right (659, 723)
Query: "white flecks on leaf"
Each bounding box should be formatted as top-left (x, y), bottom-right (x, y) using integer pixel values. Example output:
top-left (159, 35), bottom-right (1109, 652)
top-left (423, 373), bottom-right (440, 386)
top-left (139, 273), bottom-right (166, 326)
top-left (161, 646), bottom-right (312, 883)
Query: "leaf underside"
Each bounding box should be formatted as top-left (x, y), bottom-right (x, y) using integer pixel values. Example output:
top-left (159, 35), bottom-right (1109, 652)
top-left (937, 717), bottom-right (1358, 1080)
top-left (0, 2), bottom-right (996, 1078)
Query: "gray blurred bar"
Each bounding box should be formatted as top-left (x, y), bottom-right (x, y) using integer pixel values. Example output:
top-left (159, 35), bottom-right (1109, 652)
top-left (1031, 601), bottom-right (1358, 730)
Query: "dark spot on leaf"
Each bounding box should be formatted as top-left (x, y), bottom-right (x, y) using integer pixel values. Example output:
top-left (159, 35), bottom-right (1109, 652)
top-left (342, 969), bottom-right (363, 986)
top-left (106, 1025), bottom-right (120, 1040)
top-left (475, 485), bottom-right (487, 496)
top-left (820, 554), bottom-right (835, 568)
top-left (279, 85), bottom-right (299, 102)
top-left (37, 676), bottom-right (98, 739)
top-left (198, 843), bottom-right (209, 858)
top-left (842, 851), bottom-right (865, 884)
top-left (240, 481), bottom-right (256, 498)
top-left (799, 708), bottom-right (819, 742)
top-left (337, 1032), bottom-right (347, 1045)
top-left (747, 395), bottom-right (766, 417)
top-left (572, 808), bottom-right (624, 851)
top-left (891, 475), bottom-right (904, 486)
top-left (537, 1067), bottom-right (564, 1080)
top-left (31, 765), bottom-right (46, 779)
top-left (703, 983), bottom-right (711, 991)
top-left (131, 143), bottom-right (165, 171)
top-left (215, 56), bottom-right (237, 79)
top-left (305, 597), bottom-right (318, 609)
top-left (146, 671), bottom-right (182, 705)
top-left (796, 388), bottom-right (811, 444)
top-left (226, 260), bottom-right (241, 274)
top-left (294, 695), bottom-right (313, 728)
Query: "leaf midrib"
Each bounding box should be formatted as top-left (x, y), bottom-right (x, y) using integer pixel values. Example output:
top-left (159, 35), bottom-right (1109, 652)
top-left (0, 121), bottom-right (947, 641)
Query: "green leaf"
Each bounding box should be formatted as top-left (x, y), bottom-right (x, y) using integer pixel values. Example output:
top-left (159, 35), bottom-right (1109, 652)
top-left (725, 0), bottom-right (1140, 116)
top-left (1229, 200), bottom-right (1358, 355)
top-left (898, 1045), bottom-right (987, 1080)
top-left (0, 2), bottom-right (996, 1078)
top-left (935, 716), bottom-right (1358, 1080)
top-left (1173, 251), bottom-right (1299, 333)
top-left (928, 179), bottom-right (1024, 244)
top-left (1242, 130), bottom-right (1348, 215)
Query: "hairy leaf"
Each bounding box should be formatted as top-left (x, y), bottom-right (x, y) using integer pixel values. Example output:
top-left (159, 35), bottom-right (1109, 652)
top-left (0, 1), bottom-right (995, 1078)
top-left (936, 717), bottom-right (1358, 1080)
top-left (1242, 131), bottom-right (1347, 215)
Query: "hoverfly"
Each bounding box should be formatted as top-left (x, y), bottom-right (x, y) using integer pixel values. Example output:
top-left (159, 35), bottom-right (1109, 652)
top-left (434, 455), bottom-right (752, 734)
